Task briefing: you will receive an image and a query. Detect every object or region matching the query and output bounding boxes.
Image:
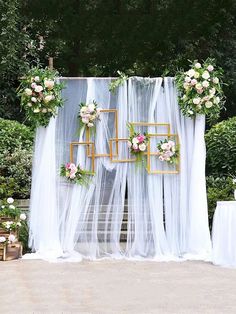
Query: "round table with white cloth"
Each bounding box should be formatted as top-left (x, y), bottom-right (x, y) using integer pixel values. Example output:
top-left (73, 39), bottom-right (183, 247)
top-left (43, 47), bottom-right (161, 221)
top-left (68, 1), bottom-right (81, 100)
top-left (212, 201), bottom-right (236, 267)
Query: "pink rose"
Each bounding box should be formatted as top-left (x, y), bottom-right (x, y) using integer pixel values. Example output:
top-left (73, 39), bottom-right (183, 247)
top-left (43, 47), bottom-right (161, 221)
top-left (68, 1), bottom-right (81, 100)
top-left (137, 134), bottom-right (145, 143)
top-left (66, 163), bottom-right (71, 169)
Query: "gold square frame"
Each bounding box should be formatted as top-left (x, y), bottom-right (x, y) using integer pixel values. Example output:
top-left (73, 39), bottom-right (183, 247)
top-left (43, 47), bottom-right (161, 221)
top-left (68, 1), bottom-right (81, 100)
top-left (86, 109), bottom-right (119, 157)
top-left (146, 133), bottom-right (180, 174)
top-left (109, 138), bottom-right (136, 163)
top-left (70, 141), bottom-right (95, 173)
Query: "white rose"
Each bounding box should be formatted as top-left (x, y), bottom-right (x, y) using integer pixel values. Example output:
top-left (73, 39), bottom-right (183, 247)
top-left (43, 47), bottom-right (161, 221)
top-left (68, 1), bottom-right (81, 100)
top-left (132, 144), bottom-right (138, 150)
top-left (34, 76), bottom-right (40, 82)
top-left (44, 79), bottom-right (55, 90)
top-left (202, 80), bottom-right (209, 88)
top-left (183, 82), bottom-right (189, 90)
top-left (34, 85), bottom-right (43, 93)
top-left (87, 122), bottom-right (94, 128)
top-left (132, 138), bottom-right (139, 145)
top-left (209, 88), bottom-right (216, 95)
top-left (207, 65), bottom-right (214, 72)
top-left (80, 106), bottom-right (87, 113)
top-left (191, 79), bottom-right (197, 85)
top-left (82, 118), bottom-right (89, 124)
top-left (213, 77), bottom-right (219, 84)
top-left (88, 103), bottom-right (95, 112)
top-left (185, 76), bottom-right (191, 83)
top-left (188, 110), bottom-right (194, 115)
top-left (205, 101), bottom-right (213, 108)
top-left (194, 72), bottom-right (200, 78)
top-left (187, 69), bottom-right (195, 77)
top-left (27, 103), bottom-right (32, 107)
top-left (202, 71), bottom-right (210, 80)
top-left (193, 97), bottom-right (201, 105)
top-left (42, 108), bottom-right (47, 113)
top-left (44, 95), bottom-right (53, 103)
top-left (31, 83), bottom-right (37, 89)
top-left (9, 205), bottom-right (15, 209)
top-left (20, 213), bottom-right (27, 221)
top-left (31, 97), bottom-right (37, 103)
top-left (213, 97), bottom-right (220, 104)
top-left (33, 108), bottom-right (40, 113)
top-left (139, 143), bottom-right (146, 151)
top-left (17, 222), bottom-right (21, 227)
top-left (0, 236), bottom-right (6, 243)
top-left (195, 83), bottom-right (202, 90)
top-left (195, 62), bottom-right (201, 69)
top-left (7, 197), bottom-right (14, 204)
top-left (8, 234), bottom-right (16, 243)
top-left (25, 88), bottom-right (32, 96)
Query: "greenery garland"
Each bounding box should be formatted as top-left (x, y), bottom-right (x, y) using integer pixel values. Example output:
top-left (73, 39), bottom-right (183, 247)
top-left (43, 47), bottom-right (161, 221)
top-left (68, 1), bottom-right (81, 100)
top-left (18, 67), bottom-right (65, 127)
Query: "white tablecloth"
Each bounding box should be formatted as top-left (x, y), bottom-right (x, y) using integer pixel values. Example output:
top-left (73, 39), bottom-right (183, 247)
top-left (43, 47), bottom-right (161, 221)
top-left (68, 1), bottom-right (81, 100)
top-left (212, 201), bottom-right (236, 267)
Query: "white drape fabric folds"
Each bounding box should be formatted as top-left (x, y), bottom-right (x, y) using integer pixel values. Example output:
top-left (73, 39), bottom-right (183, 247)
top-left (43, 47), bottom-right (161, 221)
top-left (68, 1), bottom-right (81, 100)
top-left (26, 77), bottom-right (211, 262)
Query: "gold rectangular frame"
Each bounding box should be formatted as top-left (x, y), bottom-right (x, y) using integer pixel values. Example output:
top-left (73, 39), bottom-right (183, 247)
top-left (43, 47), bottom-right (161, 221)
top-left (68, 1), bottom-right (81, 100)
top-left (70, 141), bottom-right (95, 173)
top-left (146, 133), bottom-right (180, 174)
top-left (109, 138), bottom-right (136, 163)
top-left (129, 122), bottom-right (171, 136)
top-left (86, 109), bottom-right (119, 157)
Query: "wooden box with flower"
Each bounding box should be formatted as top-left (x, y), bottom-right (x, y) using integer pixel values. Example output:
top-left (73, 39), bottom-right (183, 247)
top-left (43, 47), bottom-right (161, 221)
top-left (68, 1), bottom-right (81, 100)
top-left (0, 198), bottom-right (26, 261)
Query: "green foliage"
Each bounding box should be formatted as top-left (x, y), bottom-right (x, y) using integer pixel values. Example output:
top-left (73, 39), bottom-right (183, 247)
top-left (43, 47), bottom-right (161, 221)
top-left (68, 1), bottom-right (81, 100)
top-left (0, 118), bottom-right (34, 154)
top-left (109, 71), bottom-right (128, 93)
top-left (18, 220), bottom-right (30, 253)
top-left (0, 119), bottom-right (33, 199)
top-left (0, 148), bottom-right (32, 199)
top-left (207, 176), bottom-right (236, 228)
top-left (205, 117), bottom-right (236, 176)
top-left (0, 0), bottom-right (41, 122)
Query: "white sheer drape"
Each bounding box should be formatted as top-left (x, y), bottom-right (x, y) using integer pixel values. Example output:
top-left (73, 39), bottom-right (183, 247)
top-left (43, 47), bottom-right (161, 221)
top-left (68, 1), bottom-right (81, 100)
top-left (26, 77), bottom-right (211, 262)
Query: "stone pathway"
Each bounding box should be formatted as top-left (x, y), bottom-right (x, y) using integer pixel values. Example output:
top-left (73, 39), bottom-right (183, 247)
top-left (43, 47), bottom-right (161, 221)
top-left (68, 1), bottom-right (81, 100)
top-left (0, 259), bottom-right (236, 313)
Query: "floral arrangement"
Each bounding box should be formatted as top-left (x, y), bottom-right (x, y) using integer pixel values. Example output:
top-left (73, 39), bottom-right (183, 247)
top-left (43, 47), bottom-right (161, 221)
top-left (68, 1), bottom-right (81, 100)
top-left (78, 101), bottom-right (102, 135)
top-left (0, 198), bottom-right (27, 245)
top-left (17, 67), bottom-right (65, 127)
top-left (127, 123), bottom-right (149, 164)
top-left (175, 58), bottom-right (225, 122)
top-left (157, 139), bottom-right (179, 164)
top-left (60, 162), bottom-right (93, 186)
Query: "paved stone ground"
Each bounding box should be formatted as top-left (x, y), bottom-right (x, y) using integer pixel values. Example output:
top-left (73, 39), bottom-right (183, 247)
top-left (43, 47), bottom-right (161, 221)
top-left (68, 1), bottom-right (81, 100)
top-left (0, 259), bottom-right (236, 314)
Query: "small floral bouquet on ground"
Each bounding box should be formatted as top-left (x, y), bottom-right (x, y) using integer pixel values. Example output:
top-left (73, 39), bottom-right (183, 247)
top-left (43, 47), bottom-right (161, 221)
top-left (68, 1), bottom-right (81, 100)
top-left (17, 67), bottom-right (65, 127)
top-left (127, 123), bottom-right (149, 164)
top-left (78, 101), bottom-right (102, 135)
top-left (0, 197), bottom-right (27, 245)
top-left (60, 162), bottom-right (93, 186)
top-left (157, 139), bottom-right (179, 164)
top-left (175, 58), bottom-right (225, 123)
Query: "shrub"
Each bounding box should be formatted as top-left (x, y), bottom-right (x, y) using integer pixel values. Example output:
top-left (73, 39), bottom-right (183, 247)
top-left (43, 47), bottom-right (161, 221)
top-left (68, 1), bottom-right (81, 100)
top-left (206, 176), bottom-right (235, 229)
top-left (0, 118), bottom-right (34, 154)
top-left (0, 148), bottom-right (32, 199)
top-left (205, 117), bottom-right (236, 176)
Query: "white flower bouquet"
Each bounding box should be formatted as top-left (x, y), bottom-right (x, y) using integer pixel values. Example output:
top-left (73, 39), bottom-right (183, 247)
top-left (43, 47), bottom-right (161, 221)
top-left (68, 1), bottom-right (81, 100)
top-left (157, 139), bottom-right (179, 164)
top-left (78, 101), bottom-right (102, 135)
top-left (18, 67), bottom-right (65, 127)
top-left (175, 58), bottom-right (225, 122)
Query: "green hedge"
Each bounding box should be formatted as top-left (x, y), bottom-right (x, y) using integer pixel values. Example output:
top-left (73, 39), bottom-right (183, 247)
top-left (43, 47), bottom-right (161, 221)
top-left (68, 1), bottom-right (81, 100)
top-left (205, 117), bottom-right (236, 176)
top-left (0, 118), bottom-right (34, 154)
top-left (0, 119), bottom-right (34, 199)
top-left (206, 176), bottom-right (235, 229)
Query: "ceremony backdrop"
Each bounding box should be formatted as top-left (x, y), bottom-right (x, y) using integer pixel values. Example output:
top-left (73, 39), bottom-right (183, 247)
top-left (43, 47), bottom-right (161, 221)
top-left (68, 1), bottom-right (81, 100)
top-left (27, 77), bottom-right (211, 262)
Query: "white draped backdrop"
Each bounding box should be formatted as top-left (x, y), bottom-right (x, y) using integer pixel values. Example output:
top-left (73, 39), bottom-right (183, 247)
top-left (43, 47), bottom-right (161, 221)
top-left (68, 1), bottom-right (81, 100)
top-left (26, 77), bottom-right (212, 262)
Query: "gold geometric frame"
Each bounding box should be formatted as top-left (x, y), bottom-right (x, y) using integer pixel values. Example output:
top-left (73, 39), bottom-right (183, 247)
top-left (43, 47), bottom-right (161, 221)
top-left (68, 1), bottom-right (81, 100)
top-left (109, 138), bottom-right (136, 163)
top-left (86, 109), bottom-right (118, 157)
top-left (146, 133), bottom-right (180, 174)
top-left (70, 141), bottom-right (95, 173)
top-left (129, 122), bottom-right (171, 136)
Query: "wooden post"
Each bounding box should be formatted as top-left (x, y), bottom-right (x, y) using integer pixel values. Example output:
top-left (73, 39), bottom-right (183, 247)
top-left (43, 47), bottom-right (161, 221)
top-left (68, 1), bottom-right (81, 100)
top-left (48, 57), bottom-right (54, 70)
